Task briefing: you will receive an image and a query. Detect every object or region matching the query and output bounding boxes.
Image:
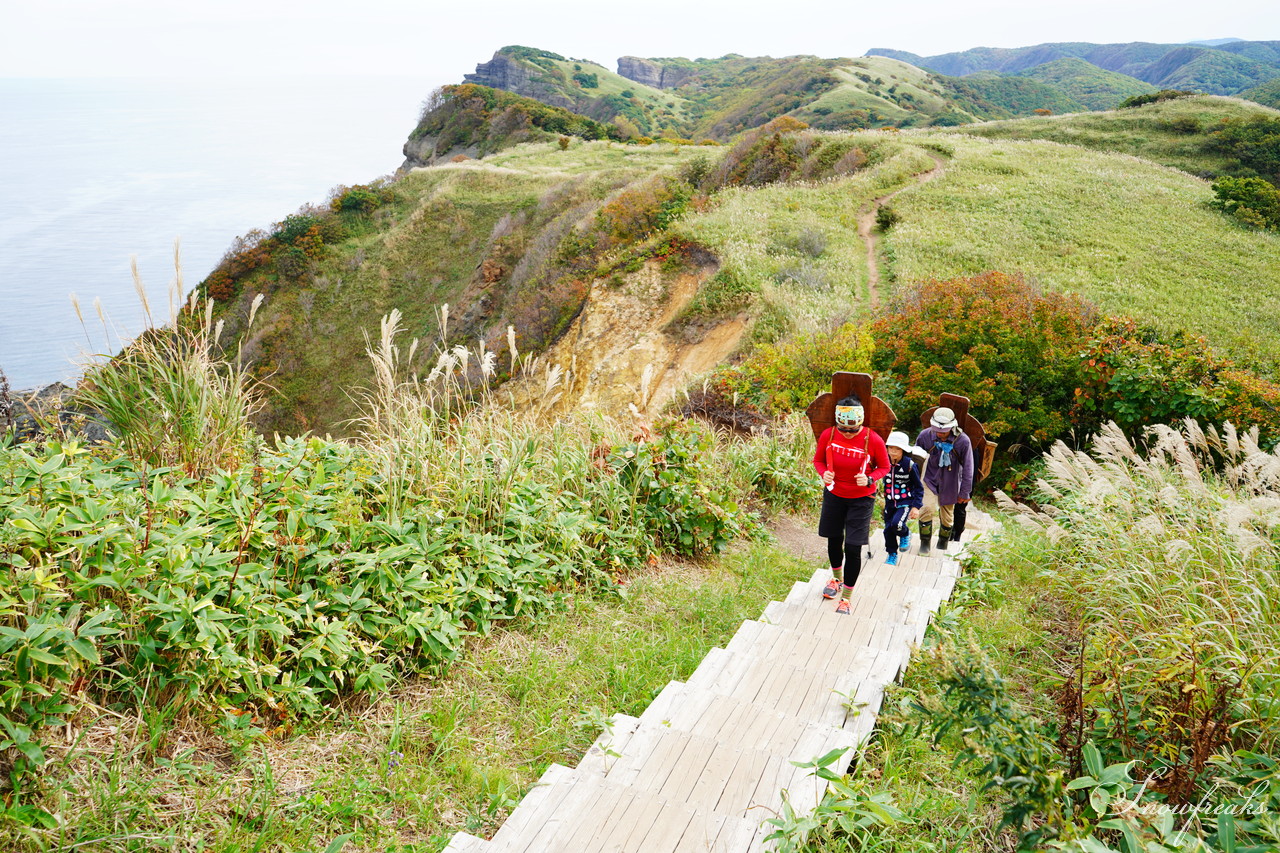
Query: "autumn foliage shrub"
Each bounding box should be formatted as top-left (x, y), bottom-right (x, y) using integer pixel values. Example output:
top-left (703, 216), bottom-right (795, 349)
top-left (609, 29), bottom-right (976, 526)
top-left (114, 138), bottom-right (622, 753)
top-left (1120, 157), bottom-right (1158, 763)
top-left (871, 272), bottom-right (1100, 477)
top-left (1078, 318), bottom-right (1280, 445)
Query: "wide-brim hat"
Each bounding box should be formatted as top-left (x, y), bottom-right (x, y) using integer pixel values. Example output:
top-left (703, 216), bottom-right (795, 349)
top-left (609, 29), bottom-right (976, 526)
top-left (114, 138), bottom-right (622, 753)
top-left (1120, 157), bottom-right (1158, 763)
top-left (885, 430), bottom-right (912, 452)
top-left (931, 406), bottom-right (959, 430)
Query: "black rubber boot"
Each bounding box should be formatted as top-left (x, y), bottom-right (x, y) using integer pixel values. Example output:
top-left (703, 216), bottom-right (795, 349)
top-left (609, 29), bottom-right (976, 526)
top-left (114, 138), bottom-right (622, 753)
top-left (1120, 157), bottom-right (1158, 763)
top-left (938, 525), bottom-right (952, 551)
top-left (918, 521), bottom-right (933, 556)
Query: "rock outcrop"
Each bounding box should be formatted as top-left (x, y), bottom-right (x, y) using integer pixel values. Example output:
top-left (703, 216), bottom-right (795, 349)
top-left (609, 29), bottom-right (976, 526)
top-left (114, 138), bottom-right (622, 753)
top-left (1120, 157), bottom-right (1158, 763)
top-left (4, 382), bottom-right (112, 443)
top-left (464, 51), bottom-right (574, 109)
top-left (617, 57), bottom-right (695, 89)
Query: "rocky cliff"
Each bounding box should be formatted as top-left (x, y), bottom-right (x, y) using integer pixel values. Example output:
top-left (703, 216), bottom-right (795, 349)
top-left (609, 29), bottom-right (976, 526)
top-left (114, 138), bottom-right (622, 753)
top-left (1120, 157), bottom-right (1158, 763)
top-left (617, 56), bottom-right (694, 89)
top-left (464, 51), bottom-right (575, 109)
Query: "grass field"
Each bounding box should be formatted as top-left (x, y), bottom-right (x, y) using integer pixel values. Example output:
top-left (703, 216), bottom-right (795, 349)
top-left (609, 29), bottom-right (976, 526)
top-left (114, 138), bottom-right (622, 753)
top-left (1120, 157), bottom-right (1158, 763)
top-left (884, 131), bottom-right (1280, 374)
top-left (961, 94), bottom-right (1280, 175)
top-left (674, 138), bottom-right (939, 336)
top-left (802, 57), bottom-right (962, 124)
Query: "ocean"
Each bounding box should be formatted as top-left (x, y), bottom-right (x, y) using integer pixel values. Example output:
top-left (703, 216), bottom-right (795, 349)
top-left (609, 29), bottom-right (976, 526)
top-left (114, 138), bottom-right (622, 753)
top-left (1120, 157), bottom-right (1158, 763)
top-left (0, 75), bottom-right (441, 391)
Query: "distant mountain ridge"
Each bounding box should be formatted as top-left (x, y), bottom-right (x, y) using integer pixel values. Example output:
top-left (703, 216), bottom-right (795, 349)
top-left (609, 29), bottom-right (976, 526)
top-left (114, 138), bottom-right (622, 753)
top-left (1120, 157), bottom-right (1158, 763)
top-left (867, 40), bottom-right (1280, 96)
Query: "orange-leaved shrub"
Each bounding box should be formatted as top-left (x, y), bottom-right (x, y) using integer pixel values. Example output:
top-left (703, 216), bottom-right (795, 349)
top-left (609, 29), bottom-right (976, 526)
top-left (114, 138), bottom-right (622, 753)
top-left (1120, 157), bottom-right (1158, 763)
top-left (1078, 318), bottom-right (1280, 446)
top-left (870, 271), bottom-right (1100, 480)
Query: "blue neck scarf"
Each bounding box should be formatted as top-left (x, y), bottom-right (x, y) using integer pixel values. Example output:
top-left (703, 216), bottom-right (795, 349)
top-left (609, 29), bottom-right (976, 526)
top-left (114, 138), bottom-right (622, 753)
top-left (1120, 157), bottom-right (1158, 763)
top-left (936, 439), bottom-right (955, 468)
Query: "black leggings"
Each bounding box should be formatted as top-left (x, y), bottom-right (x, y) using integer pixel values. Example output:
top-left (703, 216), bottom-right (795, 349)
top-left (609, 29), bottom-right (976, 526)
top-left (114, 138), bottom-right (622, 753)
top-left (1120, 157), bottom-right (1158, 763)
top-left (818, 492), bottom-right (874, 588)
top-left (826, 537), bottom-right (863, 588)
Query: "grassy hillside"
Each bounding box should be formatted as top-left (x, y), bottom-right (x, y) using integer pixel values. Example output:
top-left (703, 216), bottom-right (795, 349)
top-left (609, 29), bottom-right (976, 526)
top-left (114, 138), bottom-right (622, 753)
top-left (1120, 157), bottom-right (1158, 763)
top-left (1016, 56), bottom-right (1156, 110)
top-left (961, 94), bottom-right (1279, 176)
top-left (207, 141), bottom-right (700, 435)
top-left (1242, 76), bottom-right (1280, 108)
top-left (935, 71), bottom-right (1085, 119)
top-left (883, 131), bottom-right (1280, 373)
top-left (463, 47), bottom-right (1122, 139)
top-left (869, 40), bottom-right (1280, 98)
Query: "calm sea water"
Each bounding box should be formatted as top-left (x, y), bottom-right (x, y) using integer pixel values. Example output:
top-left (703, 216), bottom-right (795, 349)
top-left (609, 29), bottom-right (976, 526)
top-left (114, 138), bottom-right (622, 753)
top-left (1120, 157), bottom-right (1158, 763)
top-left (0, 76), bottom-right (440, 390)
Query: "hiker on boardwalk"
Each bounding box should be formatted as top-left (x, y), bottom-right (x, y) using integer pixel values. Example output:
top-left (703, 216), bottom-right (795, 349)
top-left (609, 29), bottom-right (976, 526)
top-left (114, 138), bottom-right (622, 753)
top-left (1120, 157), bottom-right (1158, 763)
top-left (914, 406), bottom-right (973, 555)
top-left (881, 431), bottom-right (923, 567)
top-left (813, 395), bottom-right (890, 615)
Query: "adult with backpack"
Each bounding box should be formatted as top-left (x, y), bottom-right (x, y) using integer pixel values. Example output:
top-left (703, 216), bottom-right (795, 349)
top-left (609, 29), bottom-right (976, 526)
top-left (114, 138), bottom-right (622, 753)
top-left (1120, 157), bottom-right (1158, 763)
top-left (914, 406), bottom-right (973, 555)
top-left (813, 395), bottom-right (890, 614)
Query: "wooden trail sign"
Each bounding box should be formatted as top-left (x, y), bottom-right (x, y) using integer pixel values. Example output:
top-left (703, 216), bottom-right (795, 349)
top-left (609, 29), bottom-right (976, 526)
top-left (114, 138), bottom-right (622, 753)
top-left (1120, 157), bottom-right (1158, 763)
top-left (920, 392), bottom-right (996, 482)
top-left (805, 372), bottom-right (897, 441)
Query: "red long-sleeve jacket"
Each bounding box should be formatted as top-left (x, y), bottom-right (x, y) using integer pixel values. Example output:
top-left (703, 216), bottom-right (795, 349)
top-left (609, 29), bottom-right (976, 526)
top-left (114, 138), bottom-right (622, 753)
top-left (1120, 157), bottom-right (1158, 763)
top-left (813, 426), bottom-right (890, 499)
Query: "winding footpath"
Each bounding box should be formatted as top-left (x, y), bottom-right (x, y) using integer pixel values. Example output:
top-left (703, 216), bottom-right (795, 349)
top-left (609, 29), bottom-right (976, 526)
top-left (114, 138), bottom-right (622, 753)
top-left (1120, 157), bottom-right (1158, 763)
top-left (857, 153), bottom-right (947, 308)
top-left (442, 508), bottom-right (997, 852)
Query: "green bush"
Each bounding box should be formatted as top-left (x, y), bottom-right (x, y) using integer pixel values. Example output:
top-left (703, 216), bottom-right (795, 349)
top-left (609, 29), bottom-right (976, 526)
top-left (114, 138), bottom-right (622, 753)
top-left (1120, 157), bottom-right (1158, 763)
top-left (1078, 317), bottom-right (1280, 444)
top-left (1118, 89), bottom-right (1197, 109)
top-left (1211, 175), bottom-right (1280, 229)
top-left (707, 322), bottom-right (875, 417)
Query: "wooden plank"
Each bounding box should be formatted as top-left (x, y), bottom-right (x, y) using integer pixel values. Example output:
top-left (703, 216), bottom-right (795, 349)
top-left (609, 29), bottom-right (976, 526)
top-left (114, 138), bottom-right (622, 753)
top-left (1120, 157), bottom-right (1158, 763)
top-left (526, 776), bottom-right (612, 853)
top-left (578, 714), bottom-right (641, 776)
top-left (681, 693), bottom-right (742, 743)
top-left (631, 729), bottom-right (697, 794)
top-left (672, 811), bottom-right (730, 853)
top-left (716, 749), bottom-right (773, 817)
top-left (639, 681), bottom-right (687, 727)
top-left (441, 831), bottom-right (489, 852)
top-left (605, 724), bottom-right (667, 788)
top-left (564, 782), bottom-right (630, 853)
top-left (685, 647), bottom-right (731, 693)
top-left (599, 795), bottom-right (666, 853)
top-left (656, 735), bottom-right (718, 802)
top-left (711, 811), bottom-right (763, 853)
top-left (666, 689), bottom-right (719, 733)
top-left (638, 800), bottom-right (698, 853)
top-left (488, 764), bottom-right (576, 847)
top-left (743, 753), bottom-right (794, 819)
top-left (509, 773), bottom-right (599, 853)
top-left (686, 743), bottom-right (746, 814)
top-left (579, 785), bottom-right (645, 853)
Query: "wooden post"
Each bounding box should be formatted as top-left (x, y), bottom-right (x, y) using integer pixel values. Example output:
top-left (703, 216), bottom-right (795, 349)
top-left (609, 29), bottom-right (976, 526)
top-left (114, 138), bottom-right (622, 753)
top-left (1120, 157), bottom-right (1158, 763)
top-left (805, 372), bottom-right (897, 441)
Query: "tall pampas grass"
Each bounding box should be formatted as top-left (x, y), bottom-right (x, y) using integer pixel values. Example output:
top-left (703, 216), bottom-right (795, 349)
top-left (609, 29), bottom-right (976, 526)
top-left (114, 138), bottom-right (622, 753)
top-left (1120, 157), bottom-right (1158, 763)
top-left (74, 251), bottom-right (262, 475)
top-left (355, 309), bottom-right (630, 525)
top-left (994, 418), bottom-right (1280, 800)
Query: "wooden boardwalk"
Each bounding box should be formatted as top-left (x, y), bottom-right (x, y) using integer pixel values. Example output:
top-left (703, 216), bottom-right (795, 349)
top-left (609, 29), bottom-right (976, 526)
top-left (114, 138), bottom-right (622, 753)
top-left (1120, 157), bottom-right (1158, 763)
top-left (443, 511), bottom-right (996, 852)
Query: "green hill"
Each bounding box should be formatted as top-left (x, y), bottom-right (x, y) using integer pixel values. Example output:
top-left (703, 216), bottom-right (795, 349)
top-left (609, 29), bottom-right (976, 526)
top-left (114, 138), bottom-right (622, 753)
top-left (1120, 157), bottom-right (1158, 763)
top-left (199, 91), bottom-right (1280, 433)
top-left (934, 71), bottom-right (1086, 118)
top-left (1240, 76), bottom-right (1280, 109)
top-left (1016, 56), bottom-right (1157, 110)
top-left (869, 40), bottom-right (1280, 99)
top-left (455, 46), bottom-right (1110, 139)
top-left (959, 94), bottom-right (1280, 177)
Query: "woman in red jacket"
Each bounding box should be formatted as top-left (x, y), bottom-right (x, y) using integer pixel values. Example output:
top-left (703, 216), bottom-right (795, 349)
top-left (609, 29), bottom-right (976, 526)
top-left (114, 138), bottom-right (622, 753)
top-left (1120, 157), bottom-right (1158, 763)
top-left (813, 395), bottom-right (890, 614)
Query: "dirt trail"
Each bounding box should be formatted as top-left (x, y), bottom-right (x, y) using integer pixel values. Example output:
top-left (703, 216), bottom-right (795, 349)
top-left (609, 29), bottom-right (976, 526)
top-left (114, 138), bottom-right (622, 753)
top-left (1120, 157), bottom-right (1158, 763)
top-left (856, 153), bottom-right (947, 308)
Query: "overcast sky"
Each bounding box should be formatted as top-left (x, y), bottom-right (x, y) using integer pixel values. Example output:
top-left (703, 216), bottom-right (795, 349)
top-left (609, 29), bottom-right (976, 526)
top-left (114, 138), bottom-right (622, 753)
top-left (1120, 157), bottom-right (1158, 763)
top-left (3, 0), bottom-right (1277, 82)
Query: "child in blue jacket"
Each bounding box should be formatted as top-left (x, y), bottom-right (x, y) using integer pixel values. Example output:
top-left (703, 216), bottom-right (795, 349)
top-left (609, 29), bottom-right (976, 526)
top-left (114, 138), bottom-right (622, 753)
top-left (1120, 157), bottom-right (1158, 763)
top-left (882, 431), bottom-right (924, 566)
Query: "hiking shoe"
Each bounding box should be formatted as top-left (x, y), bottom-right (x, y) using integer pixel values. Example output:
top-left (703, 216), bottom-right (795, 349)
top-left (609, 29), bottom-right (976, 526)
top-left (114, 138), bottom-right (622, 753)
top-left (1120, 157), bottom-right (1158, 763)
top-left (899, 530), bottom-right (911, 552)
top-left (885, 552), bottom-right (899, 567)
top-left (822, 578), bottom-right (840, 599)
top-left (835, 599), bottom-right (851, 615)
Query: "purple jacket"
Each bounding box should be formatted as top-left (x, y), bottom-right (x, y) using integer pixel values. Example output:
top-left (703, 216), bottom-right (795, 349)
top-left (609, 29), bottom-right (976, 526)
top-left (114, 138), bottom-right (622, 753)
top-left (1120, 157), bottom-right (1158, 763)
top-left (915, 426), bottom-right (973, 505)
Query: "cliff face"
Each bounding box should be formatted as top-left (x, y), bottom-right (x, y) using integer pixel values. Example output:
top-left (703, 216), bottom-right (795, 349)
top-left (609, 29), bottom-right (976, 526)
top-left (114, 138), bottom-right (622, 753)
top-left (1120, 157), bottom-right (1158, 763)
top-left (617, 56), bottom-right (694, 89)
top-left (464, 52), bottom-right (575, 109)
